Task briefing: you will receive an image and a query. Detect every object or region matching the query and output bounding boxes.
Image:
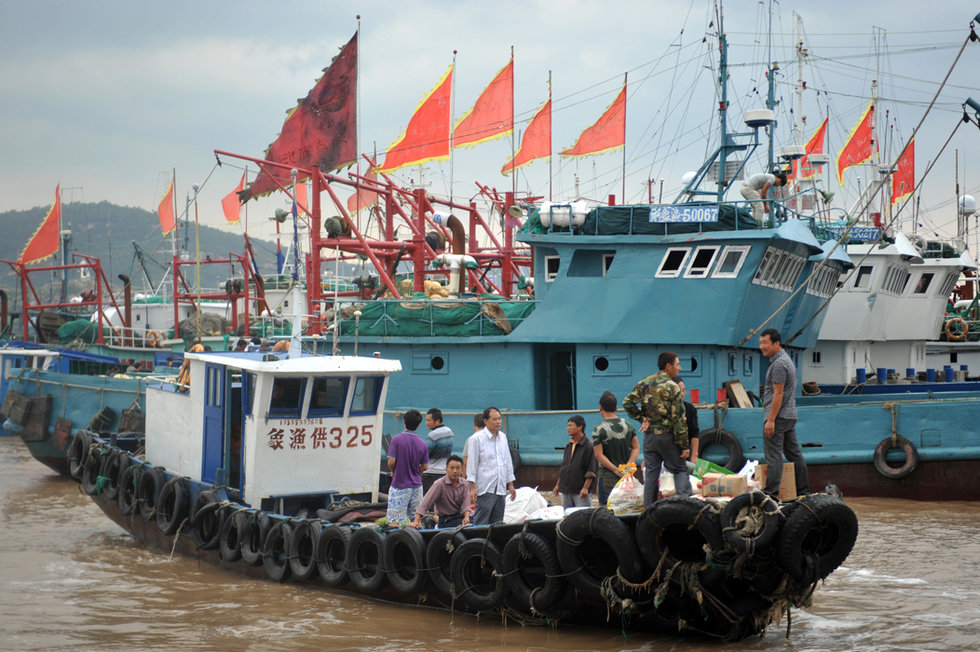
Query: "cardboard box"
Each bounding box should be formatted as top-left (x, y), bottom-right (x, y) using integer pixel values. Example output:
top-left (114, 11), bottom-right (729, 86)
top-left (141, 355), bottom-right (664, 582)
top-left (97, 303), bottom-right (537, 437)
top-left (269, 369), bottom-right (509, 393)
top-left (694, 458), bottom-right (733, 479)
top-left (701, 472), bottom-right (748, 497)
top-left (753, 463), bottom-right (797, 500)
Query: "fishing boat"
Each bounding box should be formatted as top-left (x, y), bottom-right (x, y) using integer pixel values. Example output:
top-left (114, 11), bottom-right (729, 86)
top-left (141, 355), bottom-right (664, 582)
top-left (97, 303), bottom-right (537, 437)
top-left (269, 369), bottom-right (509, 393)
top-left (68, 347), bottom-right (857, 641)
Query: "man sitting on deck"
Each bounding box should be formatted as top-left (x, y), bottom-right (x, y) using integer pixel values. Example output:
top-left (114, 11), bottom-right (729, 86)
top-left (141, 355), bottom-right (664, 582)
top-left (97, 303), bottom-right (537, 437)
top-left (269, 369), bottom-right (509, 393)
top-left (410, 455), bottom-right (470, 529)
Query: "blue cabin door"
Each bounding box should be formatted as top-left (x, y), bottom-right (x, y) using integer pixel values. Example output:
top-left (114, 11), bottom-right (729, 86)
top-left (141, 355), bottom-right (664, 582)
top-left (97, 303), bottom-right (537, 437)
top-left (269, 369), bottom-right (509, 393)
top-left (202, 363), bottom-right (226, 483)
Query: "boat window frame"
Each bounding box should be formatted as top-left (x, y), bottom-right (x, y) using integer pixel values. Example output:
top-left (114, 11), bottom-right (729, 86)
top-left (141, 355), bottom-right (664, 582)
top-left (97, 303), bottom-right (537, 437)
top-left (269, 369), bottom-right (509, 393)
top-left (655, 247), bottom-right (690, 278)
top-left (602, 253), bottom-right (616, 277)
top-left (853, 264), bottom-right (875, 291)
top-left (913, 272), bottom-right (934, 295)
top-left (683, 246), bottom-right (720, 278)
top-left (307, 376), bottom-right (351, 418)
top-left (711, 245), bottom-right (751, 278)
top-left (938, 272), bottom-right (959, 298)
top-left (350, 375), bottom-right (385, 416)
top-left (544, 255), bottom-right (560, 282)
top-left (268, 376), bottom-right (307, 419)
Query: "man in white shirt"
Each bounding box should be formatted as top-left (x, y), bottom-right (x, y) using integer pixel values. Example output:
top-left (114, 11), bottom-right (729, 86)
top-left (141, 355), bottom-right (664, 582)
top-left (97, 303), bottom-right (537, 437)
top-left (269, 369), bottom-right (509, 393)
top-left (740, 171), bottom-right (787, 221)
top-left (466, 407), bottom-right (516, 524)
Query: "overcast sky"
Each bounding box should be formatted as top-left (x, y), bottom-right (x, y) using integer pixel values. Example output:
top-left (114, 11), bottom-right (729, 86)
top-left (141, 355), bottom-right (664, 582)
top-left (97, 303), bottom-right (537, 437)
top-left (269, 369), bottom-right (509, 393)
top-left (2, 0), bottom-right (979, 251)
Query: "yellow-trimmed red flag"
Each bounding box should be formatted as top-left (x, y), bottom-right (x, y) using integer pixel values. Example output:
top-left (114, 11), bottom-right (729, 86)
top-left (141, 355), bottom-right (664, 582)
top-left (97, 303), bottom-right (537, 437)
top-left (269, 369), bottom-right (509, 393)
top-left (347, 168), bottom-right (379, 213)
top-left (377, 66), bottom-right (453, 173)
top-left (837, 103), bottom-right (874, 185)
top-left (454, 58), bottom-right (513, 148)
top-left (222, 172), bottom-right (246, 224)
top-left (158, 179), bottom-right (176, 234)
top-left (561, 83), bottom-right (626, 158)
top-left (18, 185), bottom-right (61, 265)
top-left (796, 117), bottom-right (828, 180)
top-left (502, 98), bottom-right (551, 175)
top-left (891, 139), bottom-right (915, 204)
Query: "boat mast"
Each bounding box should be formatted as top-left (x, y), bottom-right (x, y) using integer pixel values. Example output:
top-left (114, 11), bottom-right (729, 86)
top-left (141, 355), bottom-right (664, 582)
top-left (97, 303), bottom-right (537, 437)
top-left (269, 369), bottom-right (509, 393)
top-left (715, 0), bottom-right (730, 202)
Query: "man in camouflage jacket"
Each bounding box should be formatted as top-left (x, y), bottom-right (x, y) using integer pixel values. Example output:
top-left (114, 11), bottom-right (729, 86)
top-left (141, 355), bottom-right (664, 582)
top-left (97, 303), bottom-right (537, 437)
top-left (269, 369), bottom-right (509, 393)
top-left (623, 352), bottom-right (691, 505)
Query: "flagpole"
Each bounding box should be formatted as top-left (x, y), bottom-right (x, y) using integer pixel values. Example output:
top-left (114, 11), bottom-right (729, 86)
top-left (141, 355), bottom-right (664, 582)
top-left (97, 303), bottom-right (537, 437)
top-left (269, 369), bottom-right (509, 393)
top-left (449, 50), bottom-right (457, 206)
top-left (171, 169), bottom-right (177, 259)
top-left (355, 16), bottom-right (362, 235)
top-left (548, 70), bottom-right (553, 202)
top-left (621, 72), bottom-right (627, 203)
top-left (510, 46), bottom-right (516, 198)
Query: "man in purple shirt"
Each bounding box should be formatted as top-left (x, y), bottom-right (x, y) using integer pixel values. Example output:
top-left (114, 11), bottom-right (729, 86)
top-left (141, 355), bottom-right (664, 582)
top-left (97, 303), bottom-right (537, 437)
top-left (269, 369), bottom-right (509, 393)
top-left (386, 409), bottom-right (429, 525)
top-left (410, 455), bottom-right (470, 529)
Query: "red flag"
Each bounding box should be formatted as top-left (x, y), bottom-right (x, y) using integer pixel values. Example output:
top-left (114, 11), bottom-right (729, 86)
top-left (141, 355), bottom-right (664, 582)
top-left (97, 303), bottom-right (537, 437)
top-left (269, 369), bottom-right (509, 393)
top-left (502, 98), bottom-right (551, 175)
top-left (295, 180), bottom-right (307, 214)
top-left (560, 83), bottom-right (626, 158)
top-left (377, 66), bottom-right (453, 173)
top-left (18, 185), bottom-right (61, 265)
top-left (891, 139), bottom-right (915, 204)
top-left (242, 32), bottom-right (358, 201)
top-left (347, 168), bottom-right (378, 213)
top-left (796, 117), bottom-right (828, 180)
top-left (454, 58), bottom-right (513, 148)
top-left (158, 179), bottom-right (175, 235)
top-left (222, 172), bottom-right (245, 224)
top-left (837, 103), bottom-right (874, 185)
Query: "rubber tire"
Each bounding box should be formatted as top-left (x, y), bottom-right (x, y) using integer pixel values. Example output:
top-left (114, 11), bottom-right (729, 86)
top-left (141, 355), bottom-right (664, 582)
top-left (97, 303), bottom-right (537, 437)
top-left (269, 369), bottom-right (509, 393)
top-left (719, 490), bottom-right (781, 553)
top-left (240, 512), bottom-right (271, 567)
top-left (426, 529), bottom-right (467, 595)
top-left (776, 493), bottom-right (859, 581)
top-left (873, 436), bottom-right (919, 480)
top-left (219, 509), bottom-right (248, 562)
top-left (697, 428), bottom-right (745, 471)
top-left (262, 520), bottom-right (293, 583)
top-left (555, 507), bottom-right (646, 600)
top-left (345, 527), bottom-right (387, 592)
top-left (635, 496), bottom-right (725, 568)
top-left (501, 531), bottom-right (565, 613)
top-left (100, 449), bottom-right (128, 503)
top-left (156, 476), bottom-right (190, 535)
top-left (190, 493), bottom-right (224, 550)
top-left (451, 538), bottom-right (507, 612)
top-left (67, 430), bottom-right (93, 481)
top-left (316, 525), bottom-right (352, 586)
top-left (137, 466), bottom-right (168, 522)
top-left (80, 444), bottom-right (106, 496)
top-left (382, 527), bottom-right (427, 594)
top-left (117, 463), bottom-right (142, 516)
top-left (287, 520), bottom-right (321, 581)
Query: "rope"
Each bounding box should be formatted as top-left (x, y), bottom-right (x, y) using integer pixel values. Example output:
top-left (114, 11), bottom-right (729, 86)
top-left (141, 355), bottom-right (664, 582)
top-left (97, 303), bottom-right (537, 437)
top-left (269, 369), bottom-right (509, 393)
top-left (883, 401), bottom-right (902, 446)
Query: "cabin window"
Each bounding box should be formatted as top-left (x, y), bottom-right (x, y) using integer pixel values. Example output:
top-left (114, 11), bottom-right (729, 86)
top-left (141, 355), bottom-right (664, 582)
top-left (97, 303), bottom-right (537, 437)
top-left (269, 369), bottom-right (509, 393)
top-left (206, 367), bottom-right (222, 407)
top-left (914, 272), bottom-right (934, 294)
top-left (939, 272), bottom-right (959, 298)
top-left (881, 264), bottom-right (911, 295)
top-left (569, 250), bottom-right (614, 277)
top-left (854, 265), bottom-right (874, 290)
top-left (243, 372), bottom-right (256, 416)
top-left (656, 247), bottom-right (690, 278)
top-left (351, 376), bottom-right (384, 415)
top-left (751, 247), bottom-right (805, 291)
top-left (711, 245), bottom-right (751, 278)
top-left (602, 253), bottom-right (616, 276)
top-left (269, 377), bottom-right (305, 417)
top-left (412, 352), bottom-right (448, 375)
top-left (592, 353), bottom-right (631, 376)
top-left (811, 351), bottom-right (822, 365)
top-left (806, 266), bottom-right (840, 298)
top-left (544, 255), bottom-right (560, 282)
top-left (308, 377), bottom-right (350, 417)
top-left (683, 246), bottom-right (719, 278)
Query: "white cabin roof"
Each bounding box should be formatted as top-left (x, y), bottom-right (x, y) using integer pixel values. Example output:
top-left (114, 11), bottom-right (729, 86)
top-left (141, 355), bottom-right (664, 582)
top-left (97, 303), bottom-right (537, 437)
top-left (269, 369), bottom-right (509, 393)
top-left (185, 351), bottom-right (402, 375)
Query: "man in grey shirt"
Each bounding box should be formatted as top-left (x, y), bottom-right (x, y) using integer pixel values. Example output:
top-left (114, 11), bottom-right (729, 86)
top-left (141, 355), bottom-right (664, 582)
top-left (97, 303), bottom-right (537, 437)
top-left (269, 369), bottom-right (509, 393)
top-left (760, 328), bottom-right (809, 498)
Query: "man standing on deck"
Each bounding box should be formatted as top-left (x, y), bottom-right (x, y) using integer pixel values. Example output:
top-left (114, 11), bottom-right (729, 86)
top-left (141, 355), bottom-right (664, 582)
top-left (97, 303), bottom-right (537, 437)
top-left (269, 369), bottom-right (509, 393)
top-left (553, 415), bottom-right (597, 508)
top-left (386, 409), bottom-right (429, 525)
top-left (623, 352), bottom-right (690, 506)
top-left (760, 328), bottom-right (809, 499)
top-left (424, 408), bottom-right (454, 475)
top-left (591, 391), bottom-right (639, 506)
top-left (467, 407), bottom-right (516, 524)
top-left (740, 171), bottom-right (787, 221)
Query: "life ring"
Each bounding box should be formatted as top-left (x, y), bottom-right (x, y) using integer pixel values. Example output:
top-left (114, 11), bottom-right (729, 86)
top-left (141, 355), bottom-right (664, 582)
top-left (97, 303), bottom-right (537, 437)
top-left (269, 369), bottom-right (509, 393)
top-left (240, 511), bottom-right (272, 566)
top-left (776, 493), bottom-right (859, 582)
top-left (287, 520), bottom-right (321, 581)
top-left (383, 527), bottom-right (427, 594)
top-left (145, 330), bottom-right (163, 348)
top-left (190, 492), bottom-right (224, 550)
top-left (345, 527), bottom-right (387, 592)
top-left (67, 430), bottom-right (93, 481)
top-left (99, 449), bottom-right (129, 503)
top-left (262, 520), bottom-right (294, 582)
top-left (501, 531), bottom-right (565, 613)
top-left (719, 490), bottom-right (781, 554)
top-left (697, 428), bottom-right (745, 471)
top-left (117, 463), bottom-right (142, 516)
top-left (155, 476), bottom-right (190, 535)
top-left (425, 529), bottom-right (467, 594)
top-left (80, 443), bottom-right (106, 496)
top-left (137, 466), bottom-right (169, 521)
top-left (555, 507), bottom-right (646, 600)
top-left (635, 496), bottom-right (725, 568)
top-left (219, 509), bottom-right (248, 562)
top-left (873, 435), bottom-right (919, 479)
top-left (451, 538), bottom-right (508, 612)
top-left (316, 525), bottom-right (352, 586)
top-left (945, 317), bottom-right (968, 341)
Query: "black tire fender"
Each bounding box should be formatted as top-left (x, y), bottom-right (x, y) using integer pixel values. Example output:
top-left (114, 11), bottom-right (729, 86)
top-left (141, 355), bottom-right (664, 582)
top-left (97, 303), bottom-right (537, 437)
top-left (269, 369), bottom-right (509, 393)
top-left (99, 449), bottom-right (128, 503)
top-left (635, 496), bottom-right (725, 568)
top-left (316, 525), bottom-right (352, 586)
top-left (425, 529), bottom-right (467, 595)
top-left (190, 492), bottom-right (224, 550)
top-left (697, 428), bottom-right (745, 471)
top-left (451, 537), bottom-right (507, 612)
top-left (240, 511), bottom-right (271, 567)
top-left (287, 520), bottom-right (321, 581)
top-left (67, 430), bottom-right (93, 481)
top-left (383, 527), bottom-right (427, 594)
top-left (873, 435), bottom-right (919, 480)
top-left (555, 507), bottom-right (646, 600)
top-left (137, 466), bottom-right (168, 522)
top-left (219, 509), bottom-right (248, 563)
top-left (776, 493), bottom-right (859, 581)
top-left (80, 443), bottom-right (107, 496)
top-left (501, 531), bottom-right (565, 613)
top-left (719, 490), bottom-right (781, 554)
top-left (117, 463), bottom-right (142, 516)
top-left (155, 476), bottom-right (190, 535)
top-left (345, 527), bottom-right (387, 592)
top-left (262, 520), bottom-right (293, 583)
